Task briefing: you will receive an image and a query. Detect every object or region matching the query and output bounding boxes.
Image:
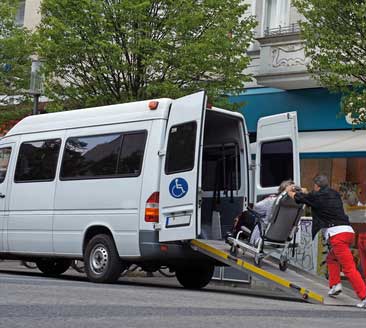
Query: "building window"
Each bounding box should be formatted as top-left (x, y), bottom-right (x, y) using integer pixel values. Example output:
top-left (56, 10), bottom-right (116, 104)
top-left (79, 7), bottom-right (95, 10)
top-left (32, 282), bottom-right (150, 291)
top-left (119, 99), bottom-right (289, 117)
top-left (165, 121), bottom-right (197, 175)
top-left (0, 147), bottom-right (12, 183)
top-left (15, 1), bottom-right (26, 26)
top-left (60, 131), bottom-right (146, 180)
top-left (264, 0), bottom-right (289, 32)
top-left (15, 139), bottom-right (61, 182)
top-left (260, 139), bottom-right (293, 187)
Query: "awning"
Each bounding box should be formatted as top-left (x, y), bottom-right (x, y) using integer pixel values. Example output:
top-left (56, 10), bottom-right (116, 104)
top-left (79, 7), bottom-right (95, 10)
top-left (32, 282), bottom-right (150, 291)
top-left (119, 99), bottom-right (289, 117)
top-left (299, 130), bottom-right (366, 153)
top-left (250, 130), bottom-right (366, 155)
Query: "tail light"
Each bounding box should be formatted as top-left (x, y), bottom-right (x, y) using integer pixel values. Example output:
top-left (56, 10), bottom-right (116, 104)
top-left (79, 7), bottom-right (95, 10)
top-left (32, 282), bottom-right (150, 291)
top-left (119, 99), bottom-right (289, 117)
top-left (145, 192), bottom-right (159, 222)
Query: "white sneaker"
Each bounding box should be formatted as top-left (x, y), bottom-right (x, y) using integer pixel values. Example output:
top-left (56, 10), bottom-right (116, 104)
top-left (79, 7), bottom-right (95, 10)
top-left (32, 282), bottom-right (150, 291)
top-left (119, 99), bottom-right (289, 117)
top-left (328, 283), bottom-right (342, 297)
top-left (356, 298), bottom-right (366, 309)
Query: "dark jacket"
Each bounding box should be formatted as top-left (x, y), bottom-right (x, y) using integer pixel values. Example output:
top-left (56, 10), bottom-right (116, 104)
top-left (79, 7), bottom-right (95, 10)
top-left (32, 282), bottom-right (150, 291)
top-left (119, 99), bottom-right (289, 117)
top-left (294, 187), bottom-right (350, 239)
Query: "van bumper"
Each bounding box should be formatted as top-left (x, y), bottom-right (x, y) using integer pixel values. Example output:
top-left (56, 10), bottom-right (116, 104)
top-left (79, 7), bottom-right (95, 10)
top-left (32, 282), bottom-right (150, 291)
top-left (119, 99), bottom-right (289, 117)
top-left (138, 230), bottom-right (207, 261)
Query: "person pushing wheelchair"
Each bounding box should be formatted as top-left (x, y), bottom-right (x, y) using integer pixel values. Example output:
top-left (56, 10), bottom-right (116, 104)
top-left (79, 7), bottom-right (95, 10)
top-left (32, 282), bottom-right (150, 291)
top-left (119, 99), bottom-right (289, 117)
top-left (287, 175), bottom-right (366, 308)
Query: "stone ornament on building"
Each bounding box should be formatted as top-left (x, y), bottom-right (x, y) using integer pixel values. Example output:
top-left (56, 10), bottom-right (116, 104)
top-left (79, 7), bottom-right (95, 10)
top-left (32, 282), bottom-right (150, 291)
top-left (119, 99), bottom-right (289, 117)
top-left (271, 44), bottom-right (306, 68)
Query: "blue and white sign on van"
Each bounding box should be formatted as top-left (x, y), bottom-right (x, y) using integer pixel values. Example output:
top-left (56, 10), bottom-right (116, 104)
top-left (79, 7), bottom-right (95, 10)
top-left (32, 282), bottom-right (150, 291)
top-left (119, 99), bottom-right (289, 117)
top-left (169, 178), bottom-right (188, 199)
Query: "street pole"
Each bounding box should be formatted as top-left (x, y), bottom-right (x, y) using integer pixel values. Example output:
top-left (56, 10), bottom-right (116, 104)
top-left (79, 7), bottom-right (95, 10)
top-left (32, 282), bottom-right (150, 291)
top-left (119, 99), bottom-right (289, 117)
top-left (32, 93), bottom-right (40, 115)
top-left (30, 58), bottom-right (44, 115)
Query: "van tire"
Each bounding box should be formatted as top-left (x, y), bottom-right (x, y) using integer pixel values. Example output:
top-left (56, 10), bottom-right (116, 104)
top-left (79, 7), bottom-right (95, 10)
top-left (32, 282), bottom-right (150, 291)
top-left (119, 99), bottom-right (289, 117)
top-left (36, 259), bottom-right (72, 276)
top-left (175, 264), bottom-right (214, 289)
top-left (84, 234), bottom-right (125, 283)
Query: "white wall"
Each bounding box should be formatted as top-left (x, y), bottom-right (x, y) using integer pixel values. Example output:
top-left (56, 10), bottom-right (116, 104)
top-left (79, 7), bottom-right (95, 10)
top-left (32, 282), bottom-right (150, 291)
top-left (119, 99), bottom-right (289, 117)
top-left (23, 0), bottom-right (41, 30)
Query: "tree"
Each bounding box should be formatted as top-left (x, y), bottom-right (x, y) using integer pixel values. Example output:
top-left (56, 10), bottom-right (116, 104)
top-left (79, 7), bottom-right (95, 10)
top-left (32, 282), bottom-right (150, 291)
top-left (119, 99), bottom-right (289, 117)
top-left (37, 0), bottom-right (256, 109)
top-left (0, 0), bottom-right (33, 105)
top-left (294, 0), bottom-right (366, 125)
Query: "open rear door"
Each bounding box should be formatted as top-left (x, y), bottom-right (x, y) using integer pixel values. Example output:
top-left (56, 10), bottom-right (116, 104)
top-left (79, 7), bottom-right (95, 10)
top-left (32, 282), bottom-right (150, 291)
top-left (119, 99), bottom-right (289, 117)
top-left (254, 112), bottom-right (300, 202)
top-left (159, 91), bottom-right (207, 242)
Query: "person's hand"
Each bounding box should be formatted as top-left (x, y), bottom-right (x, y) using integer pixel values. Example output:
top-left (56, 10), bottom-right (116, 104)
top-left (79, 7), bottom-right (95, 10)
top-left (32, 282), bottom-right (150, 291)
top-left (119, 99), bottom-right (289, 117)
top-left (301, 188), bottom-right (308, 193)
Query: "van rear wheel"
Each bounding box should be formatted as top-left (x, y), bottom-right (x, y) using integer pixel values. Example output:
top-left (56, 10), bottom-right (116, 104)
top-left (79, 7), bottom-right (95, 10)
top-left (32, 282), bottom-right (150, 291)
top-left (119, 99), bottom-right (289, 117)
top-left (84, 234), bottom-right (125, 283)
top-left (36, 259), bottom-right (71, 276)
top-left (175, 264), bottom-right (214, 289)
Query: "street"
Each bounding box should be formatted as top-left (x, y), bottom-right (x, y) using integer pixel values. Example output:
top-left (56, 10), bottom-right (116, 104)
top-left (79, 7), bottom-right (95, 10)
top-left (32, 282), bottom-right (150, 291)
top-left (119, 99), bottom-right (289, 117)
top-left (0, 262), bottom-right (365, 328)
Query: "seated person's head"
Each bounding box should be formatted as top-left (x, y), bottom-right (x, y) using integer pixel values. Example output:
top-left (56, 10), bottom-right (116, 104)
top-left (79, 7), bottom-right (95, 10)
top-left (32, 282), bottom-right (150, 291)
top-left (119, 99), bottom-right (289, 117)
top-left (278, 180), bottom-right (295, 194)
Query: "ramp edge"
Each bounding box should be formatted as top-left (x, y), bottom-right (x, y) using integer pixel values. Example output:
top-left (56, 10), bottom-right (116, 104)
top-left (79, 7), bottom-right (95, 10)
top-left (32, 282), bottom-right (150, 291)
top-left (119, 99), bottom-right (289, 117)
top-left (191, 239), bottom-right (324, 304)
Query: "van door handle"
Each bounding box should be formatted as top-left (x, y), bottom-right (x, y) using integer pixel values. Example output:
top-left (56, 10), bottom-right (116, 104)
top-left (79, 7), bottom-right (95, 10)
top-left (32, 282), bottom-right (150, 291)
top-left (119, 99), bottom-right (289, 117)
top-left (0, 193), bottom-right (5, 198)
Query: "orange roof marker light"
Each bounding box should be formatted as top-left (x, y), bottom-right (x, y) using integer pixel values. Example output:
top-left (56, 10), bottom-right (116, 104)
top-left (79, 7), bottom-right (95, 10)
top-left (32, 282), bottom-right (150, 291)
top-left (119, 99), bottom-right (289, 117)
top-left (148, 101), bottom-right (159, 110)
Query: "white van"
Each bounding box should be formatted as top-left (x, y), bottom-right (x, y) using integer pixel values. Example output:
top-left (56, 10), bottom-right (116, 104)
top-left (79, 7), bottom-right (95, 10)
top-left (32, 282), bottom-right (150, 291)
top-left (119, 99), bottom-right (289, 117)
top-left (0, 91), bottom-right (299, 288)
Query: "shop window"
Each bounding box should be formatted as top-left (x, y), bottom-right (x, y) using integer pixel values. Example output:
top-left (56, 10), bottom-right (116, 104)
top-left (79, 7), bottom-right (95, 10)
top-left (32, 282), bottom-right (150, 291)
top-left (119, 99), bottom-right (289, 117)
top-left (300, 156), bottom-right (366, 274)
top-left (260, 139), bottom-right (293, 187)
top-left (15, 139), bottom-right (61, 182)
top-left (165, 121), bottom-right (197, 174)
top-left (300, 157), bottom-right (366, 223)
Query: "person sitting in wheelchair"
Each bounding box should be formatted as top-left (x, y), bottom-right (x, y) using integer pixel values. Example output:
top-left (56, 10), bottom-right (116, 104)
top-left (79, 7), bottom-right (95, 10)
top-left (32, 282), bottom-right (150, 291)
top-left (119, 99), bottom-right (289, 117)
top-left (226, 180), bottom-right (296, 245)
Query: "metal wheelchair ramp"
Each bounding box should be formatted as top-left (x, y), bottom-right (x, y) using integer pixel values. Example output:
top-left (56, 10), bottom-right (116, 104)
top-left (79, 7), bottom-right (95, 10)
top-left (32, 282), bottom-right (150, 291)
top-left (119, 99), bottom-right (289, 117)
top-left (191, 239), bottom-right (359, 306)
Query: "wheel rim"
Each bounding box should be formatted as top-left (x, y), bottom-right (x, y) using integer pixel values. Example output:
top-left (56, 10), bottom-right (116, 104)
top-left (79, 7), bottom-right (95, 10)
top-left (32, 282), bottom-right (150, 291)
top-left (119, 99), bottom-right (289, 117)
top-left (90, 244), bottom-right (109, 275)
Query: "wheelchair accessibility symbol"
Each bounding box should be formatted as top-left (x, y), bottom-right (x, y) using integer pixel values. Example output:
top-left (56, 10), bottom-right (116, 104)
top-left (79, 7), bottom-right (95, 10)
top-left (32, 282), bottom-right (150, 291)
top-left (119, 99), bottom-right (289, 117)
top-left (169, 178), bottom-right (188, 199)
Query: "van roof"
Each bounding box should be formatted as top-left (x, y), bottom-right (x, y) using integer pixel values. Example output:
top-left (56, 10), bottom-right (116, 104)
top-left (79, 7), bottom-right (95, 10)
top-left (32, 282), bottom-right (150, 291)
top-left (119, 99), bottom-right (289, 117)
top-left (6, 98), bottom-right (172, 137)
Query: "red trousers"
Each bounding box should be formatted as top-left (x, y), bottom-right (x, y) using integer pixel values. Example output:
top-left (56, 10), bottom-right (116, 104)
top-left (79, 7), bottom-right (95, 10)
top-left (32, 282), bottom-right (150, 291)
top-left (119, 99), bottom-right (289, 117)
top-left (358, 232), bottom-right (366, 279)
top-left (326, 232), bottom-right (366, 300)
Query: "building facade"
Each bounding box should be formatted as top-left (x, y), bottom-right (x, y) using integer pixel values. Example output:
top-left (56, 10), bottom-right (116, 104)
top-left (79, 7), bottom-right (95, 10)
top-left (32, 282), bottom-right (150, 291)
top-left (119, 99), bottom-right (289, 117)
top-left (238, 0), bottom-right (366, 276)
top-left (16, 0), bottom-right (41, 30)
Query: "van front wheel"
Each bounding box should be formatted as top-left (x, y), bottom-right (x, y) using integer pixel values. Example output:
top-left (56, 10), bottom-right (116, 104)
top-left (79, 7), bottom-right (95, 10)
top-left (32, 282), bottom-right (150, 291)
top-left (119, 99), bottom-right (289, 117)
top-left (175, 264), bottom-right (214, 289)
top-left (84, 234), bottom-right (125, 283)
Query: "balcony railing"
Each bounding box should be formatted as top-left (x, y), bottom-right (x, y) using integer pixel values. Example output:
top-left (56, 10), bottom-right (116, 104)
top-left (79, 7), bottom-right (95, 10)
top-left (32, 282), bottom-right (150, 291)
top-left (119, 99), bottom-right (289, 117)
top-left (263, 23), bottom-right (301, 37)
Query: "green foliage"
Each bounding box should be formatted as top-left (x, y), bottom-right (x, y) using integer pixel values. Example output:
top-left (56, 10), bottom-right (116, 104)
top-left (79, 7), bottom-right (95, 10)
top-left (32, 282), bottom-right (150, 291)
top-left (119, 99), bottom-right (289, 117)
top-left (294, 0), bottom-right (366, 125)
top-left (0, 0), bottom-right (34, 105)
top-left (0, 104), bottom-right (31, 124)
top-left (37, 0), bottom-right (256, 109)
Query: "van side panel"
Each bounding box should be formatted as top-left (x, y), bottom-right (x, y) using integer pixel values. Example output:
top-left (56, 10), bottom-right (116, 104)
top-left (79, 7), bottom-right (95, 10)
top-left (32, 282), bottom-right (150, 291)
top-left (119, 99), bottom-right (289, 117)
top-left (7, 131), bottom-right (63, 254)
top-left (138, 119), bottom-right (167, 257)
top-left (53, 121), bottom-right (152, 257)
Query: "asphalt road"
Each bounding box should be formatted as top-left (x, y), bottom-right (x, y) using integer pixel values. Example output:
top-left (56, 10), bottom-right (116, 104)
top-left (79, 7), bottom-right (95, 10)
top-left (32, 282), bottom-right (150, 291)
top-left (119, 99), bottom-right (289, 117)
top-left (0, 262), bottom-right (365, 328)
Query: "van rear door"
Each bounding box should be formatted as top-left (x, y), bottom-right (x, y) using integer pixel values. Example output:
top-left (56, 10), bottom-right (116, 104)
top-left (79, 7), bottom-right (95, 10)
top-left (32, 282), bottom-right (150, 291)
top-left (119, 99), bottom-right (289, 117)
top-left (159, 91), bottom-right (207, 242)
top-left (254, 112), bottom-right (300, 202)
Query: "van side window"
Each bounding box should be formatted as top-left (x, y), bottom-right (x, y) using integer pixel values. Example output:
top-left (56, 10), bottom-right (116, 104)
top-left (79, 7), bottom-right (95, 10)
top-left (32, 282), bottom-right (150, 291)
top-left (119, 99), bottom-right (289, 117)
top-left (15, 139), bottom-right (61, 182)
top-left (260, 139), bottom-right (293, 187)
top-left (165, 121), bottom-right (197, 174)
top-left (0, 147), bottom-right (12, 183)
top-left (60, 131), bottom-right (147, 180)
top-left (118, 132), bottom-right (147, 176)
top-left (61, 133), bottom-right (122, 179)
